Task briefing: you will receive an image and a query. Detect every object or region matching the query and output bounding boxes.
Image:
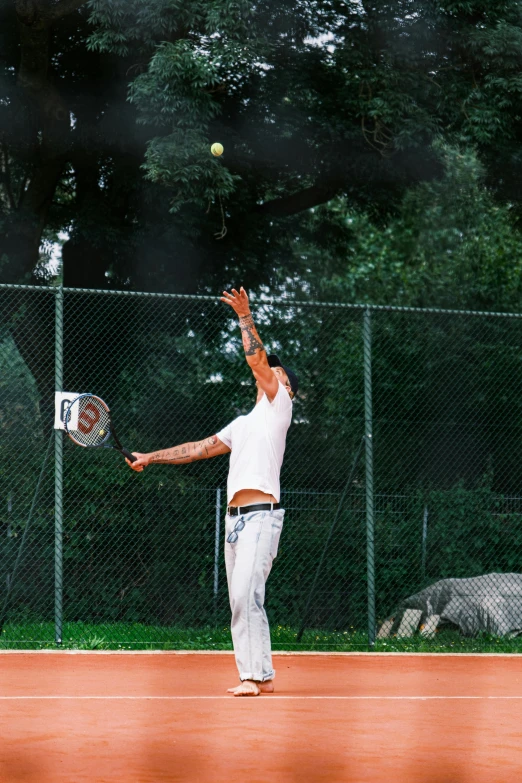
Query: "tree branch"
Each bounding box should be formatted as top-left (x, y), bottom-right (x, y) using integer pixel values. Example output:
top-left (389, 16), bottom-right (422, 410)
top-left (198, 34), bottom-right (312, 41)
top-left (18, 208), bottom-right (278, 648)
top-left (15, 0), bottom-right (88, 25)
top-left (255, 182), bottom-right (342, 218)
top-left (48, 0), bottom-right (89, 21)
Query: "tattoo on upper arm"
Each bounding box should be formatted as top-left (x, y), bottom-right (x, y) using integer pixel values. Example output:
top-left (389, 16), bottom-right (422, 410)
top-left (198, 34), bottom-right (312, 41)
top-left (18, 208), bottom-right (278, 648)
top-left (239, 313), bottom-right (264, 356)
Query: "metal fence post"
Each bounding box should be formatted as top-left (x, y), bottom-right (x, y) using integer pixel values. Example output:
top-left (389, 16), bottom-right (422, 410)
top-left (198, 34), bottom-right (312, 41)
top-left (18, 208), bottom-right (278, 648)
top-left (54, 284), bottom-right (64, 644)
top-left (214, 488), bottom-right (221, 601)
top-left (363, 309), bottom-right (376, 646)
top-left (421, 506), bottom-right (428, 581)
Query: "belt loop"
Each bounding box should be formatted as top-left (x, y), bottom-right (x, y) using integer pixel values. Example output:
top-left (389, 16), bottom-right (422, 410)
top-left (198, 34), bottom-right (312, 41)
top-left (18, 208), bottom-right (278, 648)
top-left (270, 502), bottom-right (273, 512)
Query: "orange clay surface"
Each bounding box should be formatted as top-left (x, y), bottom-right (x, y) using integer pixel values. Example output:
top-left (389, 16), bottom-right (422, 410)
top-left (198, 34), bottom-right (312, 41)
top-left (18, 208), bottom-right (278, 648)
top-left (1, 651), bottom-right (522, 782)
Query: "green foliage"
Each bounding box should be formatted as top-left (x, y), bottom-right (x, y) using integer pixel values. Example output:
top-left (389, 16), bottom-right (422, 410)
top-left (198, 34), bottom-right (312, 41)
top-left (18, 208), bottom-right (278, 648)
top-left (5, 0), bottom-right (522, 298)
top-left (298, 144), bottom-right (522, 311)
top-left (88, 0), bottom-right (253, 55)
top-left (89, 0), bottom-right (522, 219)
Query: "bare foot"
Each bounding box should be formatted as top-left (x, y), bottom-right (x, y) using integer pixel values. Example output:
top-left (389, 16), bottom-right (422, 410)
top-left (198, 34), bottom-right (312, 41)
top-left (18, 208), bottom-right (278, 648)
top-left (226, 679), bottom-right (275, 697)
top-left (227, 680), bottom-right (260, 697)
top-left (259, 679), bottom-right (274, 694)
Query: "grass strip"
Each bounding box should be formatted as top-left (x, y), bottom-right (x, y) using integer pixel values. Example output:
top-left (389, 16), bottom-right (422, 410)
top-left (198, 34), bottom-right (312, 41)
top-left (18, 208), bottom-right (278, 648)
top-left (2, 622), bottom-right (522, 652)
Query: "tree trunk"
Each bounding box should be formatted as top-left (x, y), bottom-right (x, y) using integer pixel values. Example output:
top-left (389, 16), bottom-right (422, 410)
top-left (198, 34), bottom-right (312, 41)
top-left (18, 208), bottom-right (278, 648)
top-left (1, 157), bottom-right (64, 283)
top-left (0, 2), bottom-right (84, 283)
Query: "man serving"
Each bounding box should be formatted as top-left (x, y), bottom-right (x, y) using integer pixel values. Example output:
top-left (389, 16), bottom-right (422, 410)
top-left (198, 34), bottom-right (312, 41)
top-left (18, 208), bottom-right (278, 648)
top-left (128, 287), bottom-right (298, 696)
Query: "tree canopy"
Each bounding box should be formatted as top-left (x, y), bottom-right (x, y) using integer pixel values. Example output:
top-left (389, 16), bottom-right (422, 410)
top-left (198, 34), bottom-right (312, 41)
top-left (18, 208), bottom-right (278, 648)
top-left (4, 2), bottom-right (522, 639)
top-left (2, 0), bottom-right (522, 306)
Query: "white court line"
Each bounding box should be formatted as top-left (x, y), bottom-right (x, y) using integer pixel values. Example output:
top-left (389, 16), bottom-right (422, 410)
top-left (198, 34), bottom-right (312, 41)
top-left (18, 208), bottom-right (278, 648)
top-left (2, 650), bottom-right (522, 657)
top-left (1, 695), bottom-right (522, 701)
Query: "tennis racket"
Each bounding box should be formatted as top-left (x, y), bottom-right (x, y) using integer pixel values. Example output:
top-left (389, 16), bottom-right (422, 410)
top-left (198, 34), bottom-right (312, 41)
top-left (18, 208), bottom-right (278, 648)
top-left (64, 394), bottom-right (137, 463)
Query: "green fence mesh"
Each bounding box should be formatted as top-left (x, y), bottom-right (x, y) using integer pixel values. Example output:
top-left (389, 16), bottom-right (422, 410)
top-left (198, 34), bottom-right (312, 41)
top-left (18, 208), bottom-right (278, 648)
top-left (2, 284), bottom-right (522, 649)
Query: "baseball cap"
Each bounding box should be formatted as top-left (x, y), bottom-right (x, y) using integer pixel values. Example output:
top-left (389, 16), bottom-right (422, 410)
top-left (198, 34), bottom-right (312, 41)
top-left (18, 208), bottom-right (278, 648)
top-left (267, 354), bottom-right (299, 396)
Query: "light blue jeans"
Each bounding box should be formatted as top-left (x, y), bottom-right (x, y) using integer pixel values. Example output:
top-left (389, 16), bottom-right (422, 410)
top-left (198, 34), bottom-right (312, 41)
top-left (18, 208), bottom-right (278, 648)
top-left (225, 508), bottom-right (284, 682)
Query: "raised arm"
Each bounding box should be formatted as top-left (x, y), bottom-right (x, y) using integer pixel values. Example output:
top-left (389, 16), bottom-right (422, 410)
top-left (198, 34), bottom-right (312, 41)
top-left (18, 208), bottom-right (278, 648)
top-left (127, 435), bottom-right (230, 472)
top-left (221, 287), bottom-right (279, 401)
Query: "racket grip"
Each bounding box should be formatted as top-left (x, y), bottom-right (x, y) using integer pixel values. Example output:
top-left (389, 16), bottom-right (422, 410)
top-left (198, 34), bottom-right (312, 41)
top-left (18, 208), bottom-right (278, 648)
top-left (121, 448), bottom-right (137, 463)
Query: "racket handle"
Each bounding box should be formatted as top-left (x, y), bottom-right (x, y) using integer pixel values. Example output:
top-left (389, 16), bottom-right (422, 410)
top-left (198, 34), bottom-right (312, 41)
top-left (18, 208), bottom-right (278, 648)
top-left (121, 448), bottom-right (137, 463)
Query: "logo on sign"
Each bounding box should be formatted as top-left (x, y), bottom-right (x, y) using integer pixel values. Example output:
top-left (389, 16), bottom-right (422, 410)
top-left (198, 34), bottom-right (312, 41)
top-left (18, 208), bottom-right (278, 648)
top-left (60, 399), bottom-right (74, 423)
top-left (54, 392), bottom-right (79, 430)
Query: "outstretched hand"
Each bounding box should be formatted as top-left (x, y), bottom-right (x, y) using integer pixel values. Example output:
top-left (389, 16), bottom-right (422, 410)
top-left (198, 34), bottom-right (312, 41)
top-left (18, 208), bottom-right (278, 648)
top-left (221, 287), bottom-right (250, 317)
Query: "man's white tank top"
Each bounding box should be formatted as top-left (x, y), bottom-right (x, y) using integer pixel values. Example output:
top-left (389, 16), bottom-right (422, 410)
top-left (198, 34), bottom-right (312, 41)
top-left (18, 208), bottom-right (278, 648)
top-left (216, 381), bottom-right (293, 504)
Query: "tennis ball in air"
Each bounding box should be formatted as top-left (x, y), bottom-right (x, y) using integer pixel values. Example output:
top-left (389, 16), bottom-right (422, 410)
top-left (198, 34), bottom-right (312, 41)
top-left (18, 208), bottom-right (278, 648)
top-left (211, 142), bottom-right (224, 156)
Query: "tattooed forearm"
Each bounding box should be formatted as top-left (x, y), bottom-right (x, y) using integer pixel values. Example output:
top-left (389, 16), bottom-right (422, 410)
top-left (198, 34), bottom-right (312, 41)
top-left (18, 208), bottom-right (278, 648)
top-left (239, 313), bottom-right (265, 357)
top-left (148, 447), bottom-right (188, 465)
top-left (148, 436), bottom-right (219, 465)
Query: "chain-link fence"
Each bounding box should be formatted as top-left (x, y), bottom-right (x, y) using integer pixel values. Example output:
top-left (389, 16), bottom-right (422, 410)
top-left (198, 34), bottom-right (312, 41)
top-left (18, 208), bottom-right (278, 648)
top-left (2, 283), bottom-right (522, 649)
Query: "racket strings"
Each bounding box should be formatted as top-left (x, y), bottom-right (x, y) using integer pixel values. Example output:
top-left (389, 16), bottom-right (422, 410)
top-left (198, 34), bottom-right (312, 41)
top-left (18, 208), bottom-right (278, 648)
top-left (66, 396), bottom-right (111, 447)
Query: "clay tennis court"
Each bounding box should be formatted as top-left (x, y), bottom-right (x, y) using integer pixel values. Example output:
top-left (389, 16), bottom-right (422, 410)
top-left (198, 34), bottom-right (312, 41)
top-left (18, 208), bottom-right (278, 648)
top-left (1, 651), bottom-right (521, 782)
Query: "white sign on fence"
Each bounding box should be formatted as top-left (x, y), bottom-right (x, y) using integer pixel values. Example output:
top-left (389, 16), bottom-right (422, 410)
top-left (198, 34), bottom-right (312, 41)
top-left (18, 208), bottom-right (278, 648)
top-left (54, 392), bottom-right (79, 430)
